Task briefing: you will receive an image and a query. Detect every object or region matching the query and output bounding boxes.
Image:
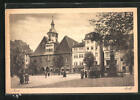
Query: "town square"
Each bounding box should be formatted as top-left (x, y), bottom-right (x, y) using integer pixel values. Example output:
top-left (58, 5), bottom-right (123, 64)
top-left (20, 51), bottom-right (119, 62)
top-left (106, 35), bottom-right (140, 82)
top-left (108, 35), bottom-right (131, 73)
top-left (6, 8), bottom-right (137, 93)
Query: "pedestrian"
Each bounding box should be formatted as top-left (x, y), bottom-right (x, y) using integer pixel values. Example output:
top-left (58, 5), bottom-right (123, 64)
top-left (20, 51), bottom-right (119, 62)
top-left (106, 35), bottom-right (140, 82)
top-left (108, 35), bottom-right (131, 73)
top-left (44, 71), bottom-right (47, 78)
top-left (81, 69), bottom-right (84, 79)
top-left (25, 73), bottom-right (29, 84)
top-left (63, 70), bottom-right (66, 77)
top-left (85, 70), bottom-right (87, 78)
top-left (48, 72), bottom-right (50, 76)
top-left (19, 73), bottom-right (24, 84)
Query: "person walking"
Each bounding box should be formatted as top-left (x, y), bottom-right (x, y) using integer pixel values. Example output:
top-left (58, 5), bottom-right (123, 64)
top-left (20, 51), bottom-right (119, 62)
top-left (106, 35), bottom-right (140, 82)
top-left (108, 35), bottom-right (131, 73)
top-left (19, 69), bottom-right (25, 84)
top-left (85, 70), bottom-right (87, 78)
top-left (81, 69), bottom-right (84, 79)
top-left (48, 72), bottom-right (50, 76)
top-left (19, 73), bottom-right (24, 84)
top-left (25, 73), bottom-right (29, 84)
top-left (63, 70), bottom-right (66, 77)
top-left (44, 71), bottom-right (47, 78)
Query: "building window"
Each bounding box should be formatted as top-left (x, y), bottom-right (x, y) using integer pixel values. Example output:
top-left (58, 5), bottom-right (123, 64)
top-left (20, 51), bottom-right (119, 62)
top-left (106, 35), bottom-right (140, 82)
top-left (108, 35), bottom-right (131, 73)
top-left (48, 56), bottom-right (50, 61)
top-left (105, 52), bottom-right (110, 57)
top-left (91, 46), bottom-right (93, 50)
top-left (79, 54), bottom-right (84, 58)
top-left (105, 46), bottom-right (110, 51)
top-left (80, 62), bottom-right (83, 65)
top-left (74, 62), bottom-right (78, 66)
top-left (114, 60), bottom-right (117, 65)
top-left (34, 59), bottom-right (37, 63)
top-left (94, 61), bottom-right (97, 65)
top-left (74, 48), bottom-right (77, 51)
top-left (95, 52), bottom-right (98, 56)
top-left (80, 47), bottom-right (84, 50)
top-left (46, 49), bottom-right (53, 52)
top-left (95, 45), bottom-right (98, 50)
top-left (115, 52), bottom-right (118, 56)
top-left (46, 57), bottom-right (48, 61)
top-left (74, 54), bottom-right (78, 58)
top-left (106, 60), bottom-right (110, 65)
top-left (66, 57), bottom-right (67, 63)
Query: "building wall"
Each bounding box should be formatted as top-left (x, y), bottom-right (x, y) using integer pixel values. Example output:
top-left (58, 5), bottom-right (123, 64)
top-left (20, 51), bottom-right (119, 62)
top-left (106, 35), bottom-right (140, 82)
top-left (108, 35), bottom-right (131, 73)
top-left (45, 43), bottom-right (55, 55)
top-left (30, 55), bottom-right (54, 71)
top-left (72, 47), bottom-right (85, 71)
top-left (72, 39), bottom-right (125, 73)
top-left (84, 40), bottom-right (100, 65)
top-left (59, 53), bottom-right (72, 72)
top-left (103, 47), bottom-right (125, 72)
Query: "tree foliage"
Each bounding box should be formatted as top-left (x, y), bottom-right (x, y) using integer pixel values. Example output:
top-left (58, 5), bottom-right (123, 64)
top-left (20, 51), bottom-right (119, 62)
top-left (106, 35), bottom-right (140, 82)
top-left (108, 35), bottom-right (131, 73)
top-left (10, 40), bottom-right (33, 77)
top-left (28, 58), bottom-right (41, 75)
top-left (90, 12), bottom-right (133, 51)
top-left (89, 12), bottom-right (134, 75)
top-left (83, 52), bottom-right (95, 70)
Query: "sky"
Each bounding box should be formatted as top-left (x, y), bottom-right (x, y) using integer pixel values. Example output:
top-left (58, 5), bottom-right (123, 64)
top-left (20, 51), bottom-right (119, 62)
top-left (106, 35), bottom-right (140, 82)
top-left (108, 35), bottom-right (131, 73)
top-left (10, 13), bottom-right (98, 51)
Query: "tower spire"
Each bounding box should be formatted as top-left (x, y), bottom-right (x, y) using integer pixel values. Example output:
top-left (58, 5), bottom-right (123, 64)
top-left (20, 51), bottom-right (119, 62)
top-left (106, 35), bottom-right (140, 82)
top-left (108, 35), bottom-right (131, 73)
top-left (49, 16), bottom-right (56, 33)
top-left (47, 16), bottom-right (58, 43)
top-left (51, 16), bottom-right (55, 27)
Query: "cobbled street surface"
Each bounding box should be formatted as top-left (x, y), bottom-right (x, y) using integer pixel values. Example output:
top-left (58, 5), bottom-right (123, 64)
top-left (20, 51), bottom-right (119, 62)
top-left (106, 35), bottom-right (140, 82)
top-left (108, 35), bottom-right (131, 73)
top-left (11, 73), bottom-right (134, 88)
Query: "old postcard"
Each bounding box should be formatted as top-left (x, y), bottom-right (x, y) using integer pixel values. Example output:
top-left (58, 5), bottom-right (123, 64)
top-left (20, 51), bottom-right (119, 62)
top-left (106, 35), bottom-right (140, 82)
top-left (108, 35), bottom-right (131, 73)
top-left (5, 8), bottom-right (138, 94)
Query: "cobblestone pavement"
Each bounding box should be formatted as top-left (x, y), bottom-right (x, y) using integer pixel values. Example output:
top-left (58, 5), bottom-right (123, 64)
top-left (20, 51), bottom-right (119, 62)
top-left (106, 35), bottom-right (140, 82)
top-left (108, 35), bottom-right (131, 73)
top-left (11, 74), bottom-right (81, 88)
top-left (11, 73), bottom-right (134, 88)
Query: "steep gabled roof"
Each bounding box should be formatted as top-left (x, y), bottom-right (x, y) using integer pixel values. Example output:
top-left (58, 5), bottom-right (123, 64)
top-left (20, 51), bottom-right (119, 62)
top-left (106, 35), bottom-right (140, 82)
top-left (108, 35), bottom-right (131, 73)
top-left (73, 42), bottom-right (85, 48)
top-left (32, 36), bottom-right (48, 56)
top-left (56, 36), bottom-right (78, 54)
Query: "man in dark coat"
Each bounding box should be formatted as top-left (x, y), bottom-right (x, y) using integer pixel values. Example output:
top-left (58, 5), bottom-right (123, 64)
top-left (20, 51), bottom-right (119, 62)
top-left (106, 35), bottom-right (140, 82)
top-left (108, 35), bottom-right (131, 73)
top-left (18, 69), bottom-right (25, 84)
top-left (81, 70), bottom-right (84, 79)
top-left (85, 70), bottom-right (88, 78)
top-left (25, 73), bottom-right (29, 84)
top-left (19, 73), bottom-right (24, 84)
top-left (63, 70), bottom-right (66, 77)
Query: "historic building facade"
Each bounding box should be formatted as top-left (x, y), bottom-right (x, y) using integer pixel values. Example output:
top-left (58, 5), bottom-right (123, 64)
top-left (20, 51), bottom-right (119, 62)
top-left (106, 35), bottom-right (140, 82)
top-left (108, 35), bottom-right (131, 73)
top-left (30, 18), bottom-right (78, 73)
top-left (72, 42), bottom-right (85, 72)
top-left (30, 17), bottom-right (127, 74)
top-left (72, 32), bottom-right (126, 73)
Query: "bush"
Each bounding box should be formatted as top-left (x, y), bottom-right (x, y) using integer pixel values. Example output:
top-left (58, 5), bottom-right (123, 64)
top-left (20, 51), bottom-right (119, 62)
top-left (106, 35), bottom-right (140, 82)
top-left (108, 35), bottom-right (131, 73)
top-left (88, 70), bottom-right (101, 78)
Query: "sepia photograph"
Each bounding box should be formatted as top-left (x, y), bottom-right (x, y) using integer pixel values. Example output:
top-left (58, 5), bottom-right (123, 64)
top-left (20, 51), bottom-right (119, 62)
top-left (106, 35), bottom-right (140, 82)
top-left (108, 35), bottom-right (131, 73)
top-left (5, 8), bottom-right (138, 94)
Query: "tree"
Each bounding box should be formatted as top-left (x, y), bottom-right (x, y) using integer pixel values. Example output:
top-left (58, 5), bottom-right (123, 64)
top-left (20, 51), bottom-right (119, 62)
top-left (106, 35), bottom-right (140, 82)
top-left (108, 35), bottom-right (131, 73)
top-left (87, 32), bottom-right (104, 76)
top-left (28, 59), bottom-right (41, 75)
top-left (10, 40), bottom-right (33, 77)
top-left (123, 34), bottom-right (134, 74)
top-left (53, 55), bottom-right (64, 74)
top-left (83, 52), bottom-right (95, 70)
top-left (90, 12), bottom-right (133, 76)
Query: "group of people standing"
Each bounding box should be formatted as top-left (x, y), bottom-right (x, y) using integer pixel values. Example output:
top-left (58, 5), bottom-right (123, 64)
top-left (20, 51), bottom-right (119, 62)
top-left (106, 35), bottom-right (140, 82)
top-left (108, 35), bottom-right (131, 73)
top-left (43, 66), bottom-right (50, 78)
top-left (19, 70), bottom-right (29, 84)
top-left (81, 70), bottom-right (88, 79)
